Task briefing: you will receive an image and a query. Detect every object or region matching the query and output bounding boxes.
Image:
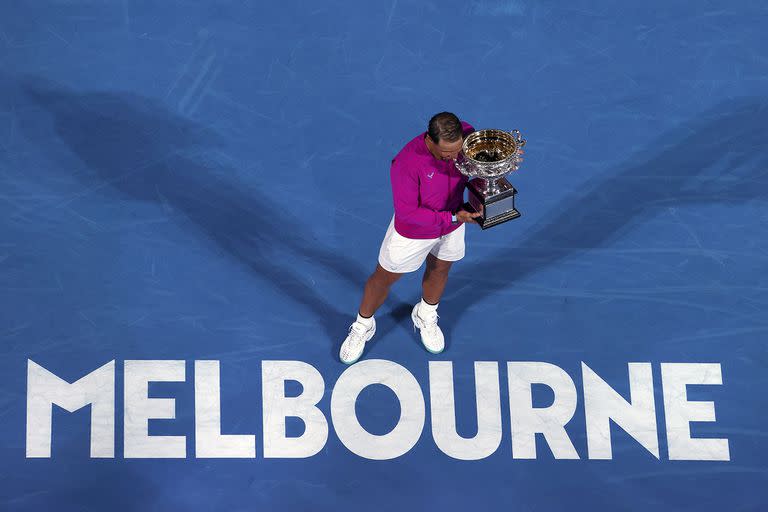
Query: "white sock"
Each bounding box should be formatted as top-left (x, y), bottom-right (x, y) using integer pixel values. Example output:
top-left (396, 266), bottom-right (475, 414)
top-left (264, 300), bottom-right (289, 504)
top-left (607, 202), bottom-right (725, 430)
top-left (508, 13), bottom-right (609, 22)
top-left (419, 298), bottom-right (438, 316)
top-left (356, 313), bottom-right (374, 328)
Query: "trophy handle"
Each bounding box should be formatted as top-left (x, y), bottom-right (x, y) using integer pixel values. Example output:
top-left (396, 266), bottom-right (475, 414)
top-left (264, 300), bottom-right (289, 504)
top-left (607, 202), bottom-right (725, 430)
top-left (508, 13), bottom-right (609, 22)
top-left (509, 129), bottom-right (526, 170)
top-left (453, 153), bottom-right (471, 176)
top-left (509, 129), bottom-right (526, 149)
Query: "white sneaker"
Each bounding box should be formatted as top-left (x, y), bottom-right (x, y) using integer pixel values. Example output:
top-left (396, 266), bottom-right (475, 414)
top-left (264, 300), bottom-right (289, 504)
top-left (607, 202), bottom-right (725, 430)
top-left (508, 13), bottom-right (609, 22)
top-left (411, 303), bottom-right (445, 354)
top-left (339, 318), bottom-right (376, 364)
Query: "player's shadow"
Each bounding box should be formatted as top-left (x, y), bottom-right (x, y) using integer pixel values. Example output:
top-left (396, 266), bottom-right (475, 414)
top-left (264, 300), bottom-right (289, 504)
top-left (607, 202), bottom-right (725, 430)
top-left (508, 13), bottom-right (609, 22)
top-left (441, 98), bottom-right (768, 340)
top-left (22, 77), bottom-right (406, 355)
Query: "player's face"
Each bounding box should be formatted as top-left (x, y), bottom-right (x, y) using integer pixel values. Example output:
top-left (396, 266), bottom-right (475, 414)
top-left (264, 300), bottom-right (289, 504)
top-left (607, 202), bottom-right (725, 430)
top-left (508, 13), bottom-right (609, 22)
top-left (428, 136), bottom-right (464, 161)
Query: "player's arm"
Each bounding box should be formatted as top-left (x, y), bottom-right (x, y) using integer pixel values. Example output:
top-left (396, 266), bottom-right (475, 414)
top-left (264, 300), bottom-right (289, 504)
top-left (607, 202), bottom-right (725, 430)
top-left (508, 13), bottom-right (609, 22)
top-left (390, 158), bottom-right (453, 228)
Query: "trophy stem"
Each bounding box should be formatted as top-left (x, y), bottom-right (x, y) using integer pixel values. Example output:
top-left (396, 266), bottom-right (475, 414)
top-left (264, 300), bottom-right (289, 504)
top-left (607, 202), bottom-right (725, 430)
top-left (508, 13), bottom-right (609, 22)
top-left (485, 177), bottom-right (500, 195)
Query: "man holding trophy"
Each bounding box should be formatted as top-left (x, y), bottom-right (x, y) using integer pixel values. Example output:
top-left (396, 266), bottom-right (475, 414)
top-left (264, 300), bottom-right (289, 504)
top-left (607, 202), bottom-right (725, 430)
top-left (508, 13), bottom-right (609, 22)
top-left (339, 112), bottom-right (525, 364)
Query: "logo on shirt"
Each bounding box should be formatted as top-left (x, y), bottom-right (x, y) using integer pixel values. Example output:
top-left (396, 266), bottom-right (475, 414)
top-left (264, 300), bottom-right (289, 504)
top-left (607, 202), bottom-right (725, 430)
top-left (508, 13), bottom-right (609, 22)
top-left (426, 171), bottom-right (435, 179)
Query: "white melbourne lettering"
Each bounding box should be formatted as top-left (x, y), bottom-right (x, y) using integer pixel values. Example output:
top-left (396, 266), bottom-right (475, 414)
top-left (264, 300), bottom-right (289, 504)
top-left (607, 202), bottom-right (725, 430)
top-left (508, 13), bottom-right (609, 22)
top-left (25, 359), bottom-right (730, 461)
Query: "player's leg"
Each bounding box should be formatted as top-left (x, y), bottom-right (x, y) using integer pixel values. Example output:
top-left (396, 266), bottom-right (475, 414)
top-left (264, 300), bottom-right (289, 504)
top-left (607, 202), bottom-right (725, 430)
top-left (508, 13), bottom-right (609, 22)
top-left (359, 264), bottom-right (403, 317)
top-left (412, 224), bottom-right (466, 354)
top-left (421, 253), bottom-right (453, 305)
top-left (339, 218), bottom-right (434, 364)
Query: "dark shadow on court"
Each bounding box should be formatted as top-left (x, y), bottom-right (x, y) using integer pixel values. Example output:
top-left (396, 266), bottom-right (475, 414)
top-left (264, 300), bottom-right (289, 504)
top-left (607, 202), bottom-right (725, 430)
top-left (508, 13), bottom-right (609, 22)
top-left (441, 98), bottom-right (768, 341)
top-left (22, 77), bottom-right (409, 354)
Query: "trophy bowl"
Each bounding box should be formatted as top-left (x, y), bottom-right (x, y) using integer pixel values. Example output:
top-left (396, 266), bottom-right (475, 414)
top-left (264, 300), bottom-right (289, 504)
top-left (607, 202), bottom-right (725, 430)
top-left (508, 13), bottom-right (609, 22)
top-left (456, 129), bottom-right (525, 184)
top-left (454, 128), bottom-right (526, 229)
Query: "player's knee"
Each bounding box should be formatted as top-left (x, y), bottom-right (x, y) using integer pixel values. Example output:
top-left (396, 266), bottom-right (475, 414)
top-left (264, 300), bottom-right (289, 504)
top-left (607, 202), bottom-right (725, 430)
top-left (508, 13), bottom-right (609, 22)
top-left (428, 259), bottom-right (453, 274)
top-left (372, 265), bottom-right (402, 286)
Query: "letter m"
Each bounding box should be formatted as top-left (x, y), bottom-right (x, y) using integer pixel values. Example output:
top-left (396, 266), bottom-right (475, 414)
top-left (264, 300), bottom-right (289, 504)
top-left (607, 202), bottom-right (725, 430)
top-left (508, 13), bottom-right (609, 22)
top-left (26, 360), bottom-right (115, 458)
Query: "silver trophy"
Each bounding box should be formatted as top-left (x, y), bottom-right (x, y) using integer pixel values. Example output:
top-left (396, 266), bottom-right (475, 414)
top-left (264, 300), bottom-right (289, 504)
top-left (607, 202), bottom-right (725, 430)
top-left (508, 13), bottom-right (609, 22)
top-left (454, 128), bottom-right (526, 229)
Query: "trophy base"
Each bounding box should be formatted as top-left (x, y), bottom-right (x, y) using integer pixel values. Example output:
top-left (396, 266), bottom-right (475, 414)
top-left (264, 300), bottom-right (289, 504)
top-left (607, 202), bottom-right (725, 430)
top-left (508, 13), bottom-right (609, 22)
top-left (465, 177), bottom-right (521, 230)
top-left (462, 202), bottom-right (521, 229)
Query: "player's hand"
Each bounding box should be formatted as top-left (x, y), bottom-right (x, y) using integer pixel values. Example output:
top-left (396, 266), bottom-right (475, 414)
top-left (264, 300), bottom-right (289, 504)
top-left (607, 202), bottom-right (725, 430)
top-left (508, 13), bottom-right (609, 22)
top-left (456, 209), bottom-right (482, 224)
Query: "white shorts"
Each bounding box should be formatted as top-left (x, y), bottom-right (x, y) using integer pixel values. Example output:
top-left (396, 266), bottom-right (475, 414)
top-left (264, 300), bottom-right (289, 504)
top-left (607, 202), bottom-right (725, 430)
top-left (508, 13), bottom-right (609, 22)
top-left (377, 216), bottom-right (466, 273)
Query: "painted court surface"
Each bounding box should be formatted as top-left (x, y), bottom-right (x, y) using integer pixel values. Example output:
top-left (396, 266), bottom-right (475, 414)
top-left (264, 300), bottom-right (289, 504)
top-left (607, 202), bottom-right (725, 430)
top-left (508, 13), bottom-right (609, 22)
top-left (1, 1), bottom-right (767, 510)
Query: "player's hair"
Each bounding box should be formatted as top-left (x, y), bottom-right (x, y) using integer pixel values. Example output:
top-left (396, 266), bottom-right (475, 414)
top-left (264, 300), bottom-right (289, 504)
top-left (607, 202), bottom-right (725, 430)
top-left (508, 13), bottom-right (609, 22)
top-left (427, 112), bottom-right (463, 144)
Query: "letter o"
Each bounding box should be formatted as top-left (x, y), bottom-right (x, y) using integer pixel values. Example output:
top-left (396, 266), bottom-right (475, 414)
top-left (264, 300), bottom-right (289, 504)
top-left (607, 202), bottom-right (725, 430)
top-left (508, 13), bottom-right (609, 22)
top-left (331, 359), bottom-right (425, 460)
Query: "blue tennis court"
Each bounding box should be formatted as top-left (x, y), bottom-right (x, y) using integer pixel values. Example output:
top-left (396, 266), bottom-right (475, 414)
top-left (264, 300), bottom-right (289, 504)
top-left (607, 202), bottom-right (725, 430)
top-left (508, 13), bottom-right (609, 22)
top-left (1, 1), bottom-right (766, 510)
